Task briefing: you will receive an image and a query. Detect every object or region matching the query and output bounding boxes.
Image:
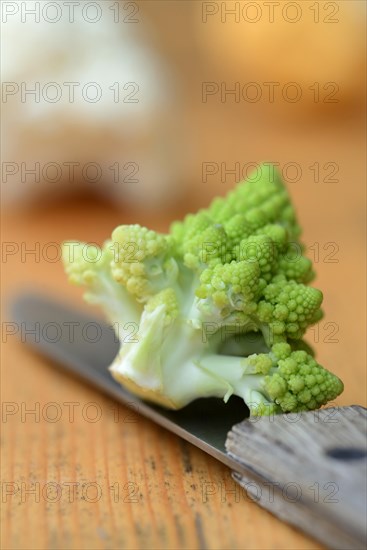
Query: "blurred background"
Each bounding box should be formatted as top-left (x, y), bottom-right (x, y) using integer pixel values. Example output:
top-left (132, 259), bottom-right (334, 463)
top-left (1, 1), bottom-right (366, 548)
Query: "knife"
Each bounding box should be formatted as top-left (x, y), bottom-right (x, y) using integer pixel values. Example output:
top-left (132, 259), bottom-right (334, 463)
top-left (11, 293), bottom-right (367, 550)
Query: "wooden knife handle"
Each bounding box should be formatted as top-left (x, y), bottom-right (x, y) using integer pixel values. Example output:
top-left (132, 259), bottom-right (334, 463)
top-left (226, 405), bottom-right (367, 550)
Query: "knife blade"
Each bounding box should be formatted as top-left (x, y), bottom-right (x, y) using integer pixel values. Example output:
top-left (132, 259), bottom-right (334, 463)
top-left (11, 293), bottom-right (367, 550)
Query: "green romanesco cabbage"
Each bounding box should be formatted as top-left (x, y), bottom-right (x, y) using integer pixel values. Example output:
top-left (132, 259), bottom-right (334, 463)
top-left (63, 163), bottom-right (343, 415)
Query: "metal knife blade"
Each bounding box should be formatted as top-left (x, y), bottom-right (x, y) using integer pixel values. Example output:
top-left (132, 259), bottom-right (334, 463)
top-left (10, 292), bottom-right (250, 471)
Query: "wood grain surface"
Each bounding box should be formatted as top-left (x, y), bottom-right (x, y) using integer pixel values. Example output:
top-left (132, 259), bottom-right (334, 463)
top-left (226, 406), bottom-right (367, 549)
top-left (1, 101), bottom-right (366, 549)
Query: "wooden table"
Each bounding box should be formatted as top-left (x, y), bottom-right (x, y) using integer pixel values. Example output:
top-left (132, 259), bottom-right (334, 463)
top-left (1, 106), bottom-right (365, 549)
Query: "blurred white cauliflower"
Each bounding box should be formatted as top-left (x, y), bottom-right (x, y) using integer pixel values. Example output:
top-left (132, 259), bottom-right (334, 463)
top-left (1, 1), bottom-right (186, 207)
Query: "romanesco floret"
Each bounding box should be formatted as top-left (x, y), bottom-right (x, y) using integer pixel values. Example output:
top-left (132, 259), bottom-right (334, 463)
top-left (63, 163), bottom-right (343, 415)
